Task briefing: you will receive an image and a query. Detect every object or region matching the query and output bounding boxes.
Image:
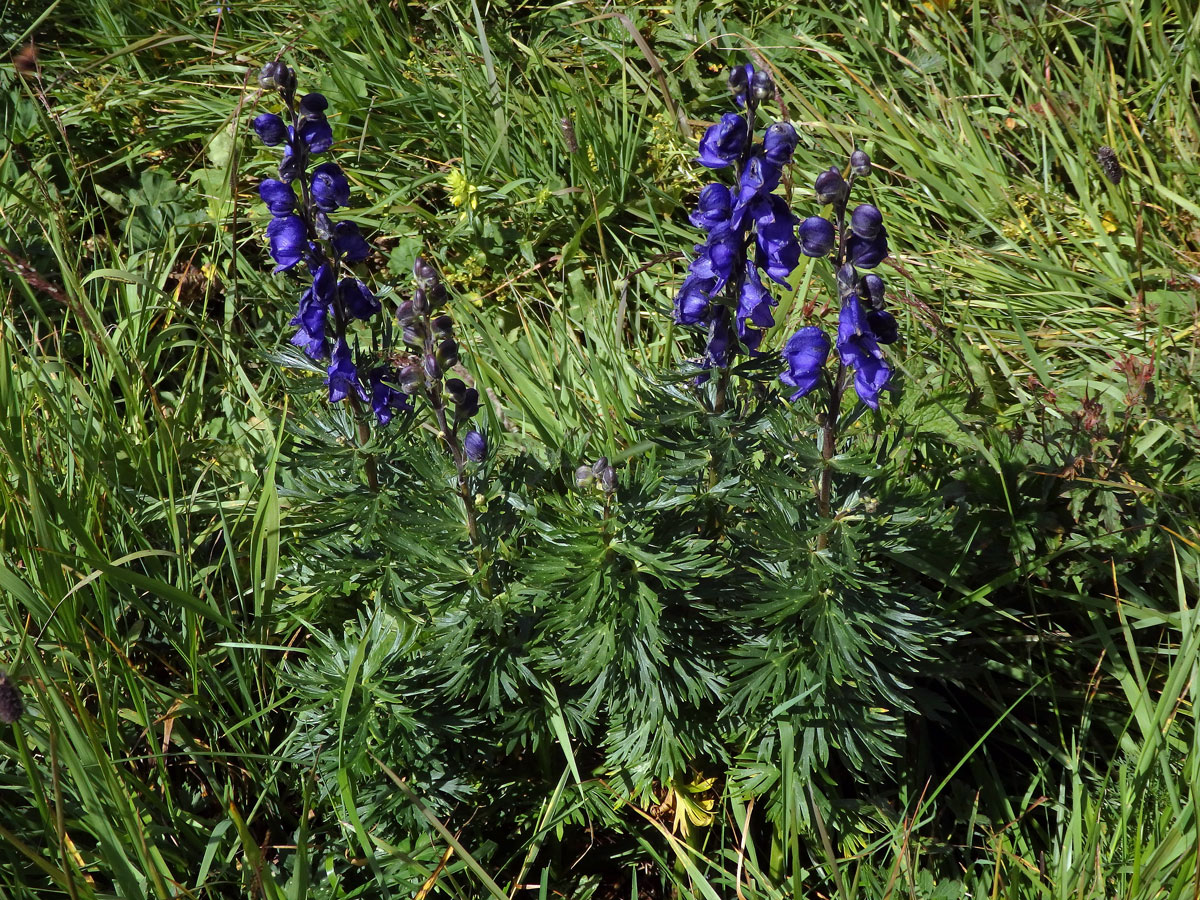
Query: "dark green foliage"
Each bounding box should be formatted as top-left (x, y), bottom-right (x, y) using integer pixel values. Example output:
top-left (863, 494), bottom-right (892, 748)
top-left (2, 0), bottom-right (1199, 898)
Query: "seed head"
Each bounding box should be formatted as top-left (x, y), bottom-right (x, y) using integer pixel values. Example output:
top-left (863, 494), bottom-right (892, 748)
top-left (1096, 146), bottom-right (1123, 185)
top-left (0, 673), bottom-right (23, 724)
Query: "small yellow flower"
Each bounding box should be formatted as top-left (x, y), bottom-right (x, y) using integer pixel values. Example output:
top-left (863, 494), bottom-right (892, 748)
top-left (445, 167), bottom-right (480, 213)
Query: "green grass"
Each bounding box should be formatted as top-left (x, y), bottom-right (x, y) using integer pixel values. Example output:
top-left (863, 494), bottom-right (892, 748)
top-left (2, 0), bottom-right (1199, 896)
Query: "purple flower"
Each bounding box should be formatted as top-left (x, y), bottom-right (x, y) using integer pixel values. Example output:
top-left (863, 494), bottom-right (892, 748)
top-left (737, 259), bottom-right (776, 331)
top-left (689, 183), bottom-right (732, 231)
top-left (780, 326), bottom-right (830, 400)
top-left (755, 214), bottom-right (801, 287)
top-left (253, 113), bottom-right (287, 145)
top-left (298, 117), bottom-right (332, 154)
top-left (338, 278), bottom-right (380, 321)
top-left (367, 367), bottom-right (412, 425)
top-left (850, 204), bottom-right (882, 239)
top-left (798, 216), bottom-right (835, 257)
top-left (464, 430), bottom-right (487, 462)
top-left (310, 162), bottom-right (350, 211)
top-left (697, 113), bottom-right (748, 169)
top-left (675, 274), bottom-right (714, 325)
top-left (289, 264), bottom-right (335, 357)
top-left (846, 227), bottom-right (889, 268)
top-left (332, 221), bottom-right (370, 262)
top-left (704, 313), bottom-right (734, 370)
top-left (763, 122), bottom-right (798, 167)
top-left (259, 179), bottom-right (295, 216)
top-left (837, 295), bottom-right (890, 409)
top-left (266, 215), bottom-right (307, 271)
top-left (325, 337), bottom-right (366, 403)
top-left (689, 224), bottom-right (741, 294)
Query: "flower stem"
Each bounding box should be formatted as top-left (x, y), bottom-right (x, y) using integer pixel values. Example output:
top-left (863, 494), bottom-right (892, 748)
top-left (816, 365), bottom-right (846, 550)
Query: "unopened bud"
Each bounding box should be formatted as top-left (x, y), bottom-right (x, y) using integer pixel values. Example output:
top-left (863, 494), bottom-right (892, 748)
top-left (399, 364), bottom-right (422, 394)
top-left (436, 338), bottom-right (459, 369)
top-left (413, 255), bottom-right (438, 287)
top-left (836, 263), bottom-right (858, 301)
top-left (592, 457), bottom-right (609, 477)
top-left (575, 465), bottom-right (595, 488)
top-left (850, 149), bottom-right (871, 177)
top-left (464, 430), bottom-right (487, 462)
top-left (423, 354), bottom-right (439, 379)
top-left (750, 68), bottom-right (774, 103)
top-left (444, 377), bottom-right (468, 403)
top-left (728, 64), bottom-right (751, 100)
top-left (257, 60), bottom-right (288, 91)
top-left (402, 322), bottom-right (426, 346)
top-left (396, 300), bottom-right (415, 323)
top-left (598, 465), bottom-right (617, 493)
top-left (814, 167), bottom-right (848, 205)
top-left (412, 287), bottom-right (430, 316)
top-left (456, 388), bottom-right (480, 419)
top-left (432, 314), bottom-right (454, 338)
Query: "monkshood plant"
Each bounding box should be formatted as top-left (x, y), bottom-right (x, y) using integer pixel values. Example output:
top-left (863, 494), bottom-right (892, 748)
top-left (252, 60), bottom-right (487, 521)
top-left (676, 62), bottom-right (898, 536)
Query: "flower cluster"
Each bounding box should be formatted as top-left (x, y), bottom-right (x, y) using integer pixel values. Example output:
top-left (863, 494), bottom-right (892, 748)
top-left (779, 151), bottom-right (899, 409)
top-left (251, 61), bottom-right (400, 420)
top-left (397, 257), bottom-right (486, 460)
top-left (675, 63), bottom-right (807, 368)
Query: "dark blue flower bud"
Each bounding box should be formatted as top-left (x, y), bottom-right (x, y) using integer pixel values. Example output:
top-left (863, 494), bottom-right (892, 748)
top-left (592, 456), bottom-right (609, 476)
top-left (332, 221), bottom-right (369, 262)
top-left (402, 322), bottom-right (426, 346)
top-left (258, 179), bottom-right (295, 216)
top-left (444, 378), bottom-right (467, 403)
top-left (310, 162), bottom-right (350, 211)
top-left (798, 216), bottom-right (836, 257)
top-left (751, 68), bottom-right (774, 103)
top-left (428, 282), bottom-right (447, 307)
top-left (836, 263), bottom-right (859, 300)
top-left (437, 338), bottom-right (459, 369)
top-left (575, 464), bottom-right (594, 487)
top-left (850, 149), bottom-right (871, 177)
top-left (814, 167), bottom-right (848, 205)
top-left (697, 113), bottom-right (749, 169)
top-left (763, 122), bottom-right (798, 166)
top-left (399, 364), bottom-right (422, 393)
top-left (424, 354), bottom-right (439, 379)
top-left (253, 113), bottom-right (287, 146)
top-left (313, 211), bottom-right (334, 240)
top-left (598, 463), bottom-right (617, 493)
top-left (862, 273), bottom-right (886, 308)
top-left (413, 256), bottom-right (438, 287)
top-left (338, 278), bottom-right (380, 321)
top-left (266, 215), bottom-right (306, 272)
top-left (846, 227), bottom-right (889, 268)
top-left (257, 61), bottom-right (288, 91)
top-left (396, 300), bottom-right (415, 323)
top-left (412, 287), bottom-right (430, 316)
top-left (867, 308), bottom-right (898, 344)
top-left (464, 430), bottom-right (487, 462)
top-left (368, 366), bottom-right (412, 425)
top-left (432, 315), bottom-right (454, 338)
top-left (456, 387), bottom-right (480, 419)
top-left (299, 92), bottom-right (328, 115)
top-left (780, 326), bottom-right (830, 400)
top-left (728, 63), bottom-right (753, 103)
top-left (850, 203), bottom-right (883, 240)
